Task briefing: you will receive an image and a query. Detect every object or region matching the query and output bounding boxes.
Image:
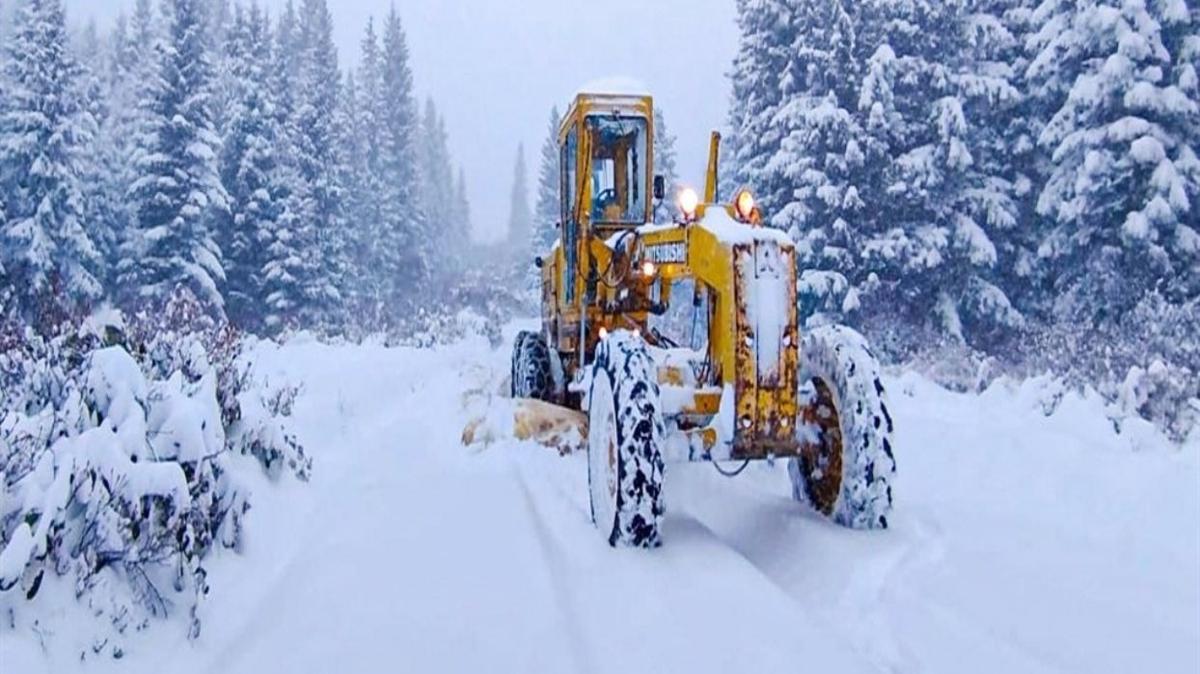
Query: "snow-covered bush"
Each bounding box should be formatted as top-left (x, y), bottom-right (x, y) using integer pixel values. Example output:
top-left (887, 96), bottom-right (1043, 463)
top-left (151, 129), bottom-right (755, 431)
top-left (905, 341), bottom-right (1003, 395)
top-left (1116, 361), bottom-right (1198, 443)
top-left (0, 290), bottom-right (309, 648)
top-left (1020, 293), bottom-right (1199, 443)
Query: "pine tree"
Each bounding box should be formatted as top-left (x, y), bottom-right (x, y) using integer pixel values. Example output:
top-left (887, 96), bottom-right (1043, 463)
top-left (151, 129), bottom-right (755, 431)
top-left (531, 107), bottom-right (561, 260)
top-left (259, 0), bottom-right (311, 332)
top-left (0, 0), bottom-right (100, 327)
top-left (730, 0), bottom-right (1025, 352)
top-left (338, 18), bottom-right (386, 330)
top-left (289, 0), bottom-right (346, 328)
top-left (74, 18), bottom-right (118, 289)
top-left (728, 0), bottom-right (798, 206)
top-left (377, 6), bottom-right (424, 316)
top-left (208, 0), bottom-right (235, 134)
top-left (962, 0), bottom-right (1042, 323)
top-left (94, 0), bottom-right (161, 295)
top-left (219, 2), bottom-right (285, 332)
top-left (452, 166), bottom-right (472, 245)
top-left (1029, 0), bottom-right (1200, 325)
top-left (121, 0), bottom-right (229, 315)
top-left (418, 98), bottom-right (458, 280)
top-left (652, 107), bottom-right (679, 224)
top-left (272, 0), bottom-right (300, 130)
top-left (507, 144), bottom-right (534, 281)
top-left (861, 0), bottom-right (1021, 349)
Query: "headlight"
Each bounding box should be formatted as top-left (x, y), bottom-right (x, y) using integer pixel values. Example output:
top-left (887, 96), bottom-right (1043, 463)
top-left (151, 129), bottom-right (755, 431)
top-left (678, 187), bottom-right (699, 221)
top-left (735, 189), bottom-right (756, 222)
top-left (641, 260), bottom-right (658, 277)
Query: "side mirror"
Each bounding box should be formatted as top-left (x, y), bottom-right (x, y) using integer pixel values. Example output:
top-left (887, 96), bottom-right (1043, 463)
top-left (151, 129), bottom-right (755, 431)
top-left (534, 256), bottom-right (544, 269)
top-left (653, 175), bottom-right (665, 201)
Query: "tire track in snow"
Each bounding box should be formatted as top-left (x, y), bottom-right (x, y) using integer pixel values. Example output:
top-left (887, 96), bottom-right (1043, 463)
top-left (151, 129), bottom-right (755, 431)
top-left (666, 508), bottom-right (896, 673)
top-left (668, 466), bottom-right (917, 672)
top-left (512, 464), bottom-right (596, 674)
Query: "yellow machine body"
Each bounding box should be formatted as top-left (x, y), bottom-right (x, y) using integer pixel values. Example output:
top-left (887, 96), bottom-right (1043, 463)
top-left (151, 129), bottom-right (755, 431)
top-left (538, 92), bottom-right (801, 462)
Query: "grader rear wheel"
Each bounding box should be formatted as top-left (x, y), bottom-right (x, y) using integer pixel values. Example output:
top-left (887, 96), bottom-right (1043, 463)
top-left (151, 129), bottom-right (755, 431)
top-left (790, 325), bottom-right (896, 529)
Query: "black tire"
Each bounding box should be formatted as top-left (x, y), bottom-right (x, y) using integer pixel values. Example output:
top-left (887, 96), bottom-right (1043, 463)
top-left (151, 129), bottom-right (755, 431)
top-left (587, 331), bottom-right (665, 548)
top-left (511, 330), bottom-right (554, 401)
top-left (789, 325), bottom-right (896, 529)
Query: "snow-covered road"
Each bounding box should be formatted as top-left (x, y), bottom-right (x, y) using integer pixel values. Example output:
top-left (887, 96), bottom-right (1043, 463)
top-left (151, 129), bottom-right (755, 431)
top-left (8, 327), bottom-right (1199, 673)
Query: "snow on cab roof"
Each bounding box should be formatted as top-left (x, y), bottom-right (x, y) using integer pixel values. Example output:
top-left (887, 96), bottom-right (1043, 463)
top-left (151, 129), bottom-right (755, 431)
top-left (575, 77), bottom-right (651, 98)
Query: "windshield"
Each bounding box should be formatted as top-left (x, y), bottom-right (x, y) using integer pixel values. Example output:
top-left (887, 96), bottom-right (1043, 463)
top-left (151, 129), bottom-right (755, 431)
top-left (588, 115), bottom-right (648, 224)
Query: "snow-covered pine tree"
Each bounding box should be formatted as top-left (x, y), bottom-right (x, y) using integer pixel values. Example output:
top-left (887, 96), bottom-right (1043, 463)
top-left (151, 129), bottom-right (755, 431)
top-left (336, 18), bottom-right (389, 331)
top-left (652, 107), bottom-right (679, 224)
top-left (863, 0), bottom-right (1022, 352)
top-left (529, 106), bottom-right (561, 290)
top-left (260, 0), bottom-right (312, 332)
top-left (0, 0), bottom-right (100, 329)
top-left (207, 0), bottom-right (235, 135)
top-left (218, 2), bottom-right (285, 333)
top-left (289, 0), bottom-right (347, 329)
top-left (207, 0), bottom-right (233, 49)
top-left (507, 143), bottom-right (534, 282)
top-left (121, 0), bottom-right (229, 316)
top-left (418, 98), bottom-right (459, 282)
top-left (0, 0), bottom-right (7, 287)
top-left (1029, 0), bottom-right (1200, 326)
top-left (377, 7), bottom-right (425, 318)
top-left (73, 17), bottom-right (119, 291)
top-left (272, 0), bottom-right (301, 132)
top-left (452, 166), bottom-right (472, 244)
top-left (964, 0), bottom-right (1043, 324)
top-left (731, 0), bottom-right (1026, 354)
top-left (762, 0), bottom-right (865, 326)
top-left (92, 0), bottom-right (161, 296)
top-left (727, 0), bottom-right (797, 210)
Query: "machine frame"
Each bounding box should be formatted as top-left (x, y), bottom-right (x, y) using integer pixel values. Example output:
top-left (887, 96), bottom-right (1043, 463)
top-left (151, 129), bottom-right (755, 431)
top-left (539, 92), bottom-right (804, 463)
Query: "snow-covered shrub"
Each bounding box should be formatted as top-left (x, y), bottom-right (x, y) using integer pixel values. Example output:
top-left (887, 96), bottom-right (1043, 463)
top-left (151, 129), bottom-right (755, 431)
top-left (905, 341), bottom-right (1003, 395)
top-left (384, 270), bottom-right (526, 349)
top-left (0, 291), bottom-right (309, 649)
top-left (1021, 293), bottom-right (1199, 443)
top-left (1116, 361), bottom-right (1198, 443)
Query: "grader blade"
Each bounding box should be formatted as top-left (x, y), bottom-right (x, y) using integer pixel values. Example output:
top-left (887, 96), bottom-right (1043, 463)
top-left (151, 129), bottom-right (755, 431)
top-left (461, 398), bottom-right (587, 455)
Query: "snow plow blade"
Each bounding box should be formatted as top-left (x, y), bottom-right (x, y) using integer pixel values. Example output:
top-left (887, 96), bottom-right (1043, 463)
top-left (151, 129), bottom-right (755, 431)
top-left (461, 398), bottom-right (586, 455)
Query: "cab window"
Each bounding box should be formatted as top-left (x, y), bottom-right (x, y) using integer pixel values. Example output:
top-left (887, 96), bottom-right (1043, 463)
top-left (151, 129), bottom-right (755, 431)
top-left (561, 127), bottom-right (578, 302)
top-left (588, 115), bottom-right (647, 224)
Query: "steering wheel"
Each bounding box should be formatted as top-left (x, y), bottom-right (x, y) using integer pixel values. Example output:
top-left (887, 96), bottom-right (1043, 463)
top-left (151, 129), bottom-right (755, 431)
top-left (595, 188), bottom-right (617, 208)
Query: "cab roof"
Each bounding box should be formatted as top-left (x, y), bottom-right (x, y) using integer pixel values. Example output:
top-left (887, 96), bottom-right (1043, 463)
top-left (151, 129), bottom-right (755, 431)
top-left (560, 92), bottom-right (654, 142)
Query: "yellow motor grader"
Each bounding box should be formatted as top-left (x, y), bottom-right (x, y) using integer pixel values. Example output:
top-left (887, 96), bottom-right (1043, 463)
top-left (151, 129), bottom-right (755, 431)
top-left (505, 90), bottom-right (895, 548)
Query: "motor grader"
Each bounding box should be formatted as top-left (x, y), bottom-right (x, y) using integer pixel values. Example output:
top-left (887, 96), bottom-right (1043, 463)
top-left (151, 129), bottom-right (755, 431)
top-left (504, 90), bottom-right (895, 548)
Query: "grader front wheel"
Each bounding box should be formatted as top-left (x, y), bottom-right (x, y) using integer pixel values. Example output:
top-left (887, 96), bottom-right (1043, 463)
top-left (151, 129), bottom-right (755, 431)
top-left (511, 331), bottom-right (555, 402)
top-left (790, 325), bottom-right (896, 529)
top-left (586, 331), bottom-right (665, 548)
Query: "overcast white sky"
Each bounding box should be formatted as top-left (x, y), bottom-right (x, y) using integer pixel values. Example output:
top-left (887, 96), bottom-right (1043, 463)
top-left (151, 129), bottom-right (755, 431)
top-left (64, 0), bottom-right (739, 243)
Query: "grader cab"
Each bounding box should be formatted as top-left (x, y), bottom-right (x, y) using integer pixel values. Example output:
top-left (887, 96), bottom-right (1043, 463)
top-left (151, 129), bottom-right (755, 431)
top-left (500, 89), bottom-right (895, 548)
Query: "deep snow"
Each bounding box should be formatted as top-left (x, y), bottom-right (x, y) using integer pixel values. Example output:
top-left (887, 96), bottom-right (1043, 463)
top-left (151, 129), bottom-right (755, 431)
top-left (3, 325), bottom-right (1198, 673)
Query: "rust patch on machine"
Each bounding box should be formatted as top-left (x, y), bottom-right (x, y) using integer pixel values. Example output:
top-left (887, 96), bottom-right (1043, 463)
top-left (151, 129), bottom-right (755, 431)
top-left (729, 241), bottom-right (802, 460)
top-left (798, 377), bottom-right (844, 515)
top-left (732, 244), bottom-right (757, 447)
